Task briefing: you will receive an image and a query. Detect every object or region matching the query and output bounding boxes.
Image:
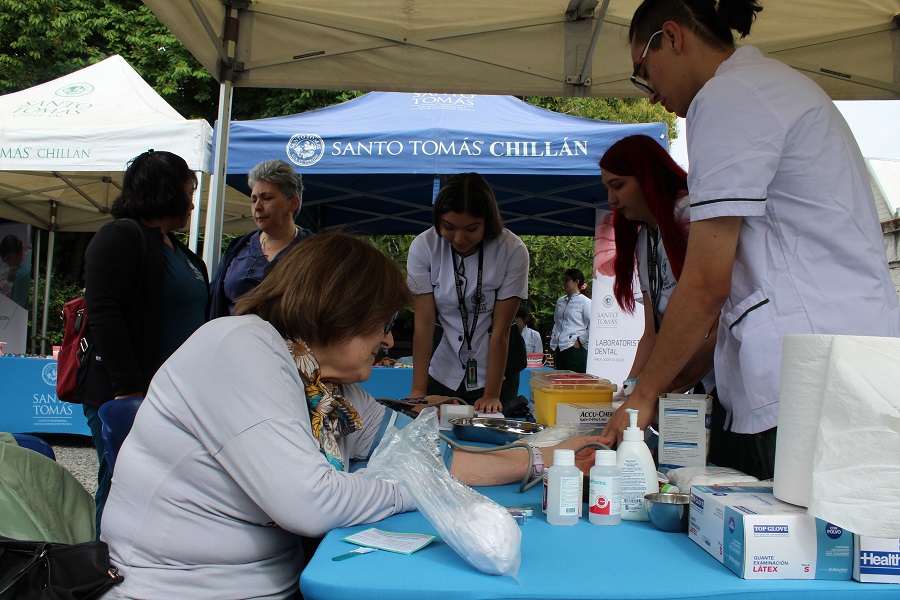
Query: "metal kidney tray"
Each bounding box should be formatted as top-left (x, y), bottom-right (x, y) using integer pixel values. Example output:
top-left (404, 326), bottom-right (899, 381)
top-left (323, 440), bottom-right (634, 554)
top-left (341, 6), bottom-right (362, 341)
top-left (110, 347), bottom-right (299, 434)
top-left (450, 417), bottom-right (545, 445)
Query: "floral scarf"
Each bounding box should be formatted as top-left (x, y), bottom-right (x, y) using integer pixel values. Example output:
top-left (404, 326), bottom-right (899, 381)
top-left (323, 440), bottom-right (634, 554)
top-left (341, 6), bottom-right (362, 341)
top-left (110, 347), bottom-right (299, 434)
top-left (285, 337), bottom-right (364, 471)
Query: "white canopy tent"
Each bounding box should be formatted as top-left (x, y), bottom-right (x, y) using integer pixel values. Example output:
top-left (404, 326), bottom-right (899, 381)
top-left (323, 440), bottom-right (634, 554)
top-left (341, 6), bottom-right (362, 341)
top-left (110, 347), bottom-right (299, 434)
top-left (0, 55), bottom-right (220, 353)
top-left (141, 0), bottom-right (900, 270)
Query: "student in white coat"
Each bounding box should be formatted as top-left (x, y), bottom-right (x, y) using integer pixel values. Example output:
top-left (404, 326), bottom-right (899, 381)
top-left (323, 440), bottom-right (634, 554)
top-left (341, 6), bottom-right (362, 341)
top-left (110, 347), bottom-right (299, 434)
top-left (549, 268), bottom-right (592, 373)
top-left (602, 0), bottom-right (900, 480)
top-left (516, 305), bottom-right (544, 355)
top-left (407, 173), bottom-right (529, 414)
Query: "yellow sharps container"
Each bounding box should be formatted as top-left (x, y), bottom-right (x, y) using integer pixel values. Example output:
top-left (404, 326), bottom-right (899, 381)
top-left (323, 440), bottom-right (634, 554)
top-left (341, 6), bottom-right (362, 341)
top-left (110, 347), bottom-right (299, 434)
top-left (530, 370), bottom-right (616, 426)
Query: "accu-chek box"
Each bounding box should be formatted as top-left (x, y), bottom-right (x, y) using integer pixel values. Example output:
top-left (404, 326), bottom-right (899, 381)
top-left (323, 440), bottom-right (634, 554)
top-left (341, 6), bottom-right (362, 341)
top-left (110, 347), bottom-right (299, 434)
top-left (688, 483), bottom-right (851, 580)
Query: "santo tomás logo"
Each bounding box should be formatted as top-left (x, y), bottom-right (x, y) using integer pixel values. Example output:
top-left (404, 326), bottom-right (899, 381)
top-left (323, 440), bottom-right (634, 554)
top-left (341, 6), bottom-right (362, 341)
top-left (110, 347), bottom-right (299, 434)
top-left (55, 82), bottom-right (95, 97)
top-left (41, 362), bottom-right (58, 387)
top-left (603, 295), bottom-right (614, 309)
top-left (286, 133), bottom-right (325, 167)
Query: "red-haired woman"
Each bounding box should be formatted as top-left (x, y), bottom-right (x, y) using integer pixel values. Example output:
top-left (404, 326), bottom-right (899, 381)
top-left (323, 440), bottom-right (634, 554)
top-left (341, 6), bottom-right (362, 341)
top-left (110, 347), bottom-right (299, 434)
top-left (599, 134), bottom-right (714, 395)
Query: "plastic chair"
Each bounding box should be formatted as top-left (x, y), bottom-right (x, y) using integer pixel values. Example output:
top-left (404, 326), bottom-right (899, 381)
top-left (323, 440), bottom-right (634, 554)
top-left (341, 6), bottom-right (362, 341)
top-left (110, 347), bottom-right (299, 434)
top-left (98, 398), bottom-right (143, 473)
top-left (11, 433), bottom-right (56, 461)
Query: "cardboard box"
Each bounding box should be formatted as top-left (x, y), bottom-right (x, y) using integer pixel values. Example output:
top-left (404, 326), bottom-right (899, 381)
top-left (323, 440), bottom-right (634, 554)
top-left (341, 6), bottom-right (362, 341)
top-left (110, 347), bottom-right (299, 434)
top-left (556, 402), bottom-right (615, 427)
top-left (853, 535), bottom-right (900, 584)
top-left (657, 393), bottom-right (712, 471)
top-left (688, 483), bottom-right (852, 580)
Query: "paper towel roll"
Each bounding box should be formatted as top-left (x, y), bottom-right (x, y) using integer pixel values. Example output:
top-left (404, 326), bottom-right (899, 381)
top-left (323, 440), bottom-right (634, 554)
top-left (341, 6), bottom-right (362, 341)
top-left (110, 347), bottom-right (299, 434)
top-left (773, 334), bottom-right (835, 507)
top-left (806, 336), bottom-right (900, 538)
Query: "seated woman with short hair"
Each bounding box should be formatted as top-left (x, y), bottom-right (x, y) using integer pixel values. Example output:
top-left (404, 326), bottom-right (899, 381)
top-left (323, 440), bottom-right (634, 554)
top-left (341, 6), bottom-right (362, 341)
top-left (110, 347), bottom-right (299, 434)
top-left (100, 232), bottom-right (608, 599)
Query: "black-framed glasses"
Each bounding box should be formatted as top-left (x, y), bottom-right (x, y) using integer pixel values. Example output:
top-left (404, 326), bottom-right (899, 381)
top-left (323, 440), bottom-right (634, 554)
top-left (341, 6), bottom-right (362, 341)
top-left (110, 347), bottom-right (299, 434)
top-left (630, 29), bottom-right (664, 95)
top-left (384, 309), bottom-right (400, 335)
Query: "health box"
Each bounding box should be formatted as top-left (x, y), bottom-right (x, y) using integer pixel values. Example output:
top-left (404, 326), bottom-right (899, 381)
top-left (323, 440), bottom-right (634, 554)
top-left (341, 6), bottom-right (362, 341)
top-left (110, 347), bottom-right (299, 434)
top-left (853, 535), bottom-right (900, 584)
top-left (688, 483), bottom-right (852, 580)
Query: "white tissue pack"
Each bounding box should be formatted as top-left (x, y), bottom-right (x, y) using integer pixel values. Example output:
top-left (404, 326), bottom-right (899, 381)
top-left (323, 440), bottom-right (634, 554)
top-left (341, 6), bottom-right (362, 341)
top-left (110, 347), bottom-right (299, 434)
top-left (689, 483), bottom-right (851, 580)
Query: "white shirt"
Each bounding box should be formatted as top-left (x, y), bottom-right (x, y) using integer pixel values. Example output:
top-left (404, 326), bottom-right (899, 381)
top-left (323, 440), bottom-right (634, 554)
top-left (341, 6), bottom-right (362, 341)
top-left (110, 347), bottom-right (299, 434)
top-left (407, 228), bottom-right (529, 391)
top-left (521, 326), bottom-right (543, 354)
top-left (687, 45), bottom-right (900, 433)
top-left (549, 293), bottom-right (591, 351)
top-left (101, 315), bottom-right (415, 600)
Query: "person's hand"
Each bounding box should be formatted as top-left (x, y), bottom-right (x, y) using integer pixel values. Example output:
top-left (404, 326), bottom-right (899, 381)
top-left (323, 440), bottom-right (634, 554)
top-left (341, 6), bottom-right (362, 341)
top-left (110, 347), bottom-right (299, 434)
top-left (543, 435), bottom-right (614, 476)
top-left (375, 356), bottom-right (397, 367)
top-left (600, 391), bottom-right (657, 445)
top-left (474, 395), bottom-right (502, 414)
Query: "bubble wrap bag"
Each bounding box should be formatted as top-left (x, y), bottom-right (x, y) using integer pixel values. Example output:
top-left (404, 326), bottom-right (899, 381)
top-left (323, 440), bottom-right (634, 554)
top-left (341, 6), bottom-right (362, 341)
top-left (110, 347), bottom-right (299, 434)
top-left (361, 408), bottom-right (521, 578)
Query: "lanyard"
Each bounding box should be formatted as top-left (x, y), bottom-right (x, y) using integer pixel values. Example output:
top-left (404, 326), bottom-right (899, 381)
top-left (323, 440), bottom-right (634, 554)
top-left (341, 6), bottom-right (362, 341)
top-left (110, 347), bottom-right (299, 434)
top-left (646, 228), bottom-right (663, 333)
top-left (453, 244), bottom-right (484, 359)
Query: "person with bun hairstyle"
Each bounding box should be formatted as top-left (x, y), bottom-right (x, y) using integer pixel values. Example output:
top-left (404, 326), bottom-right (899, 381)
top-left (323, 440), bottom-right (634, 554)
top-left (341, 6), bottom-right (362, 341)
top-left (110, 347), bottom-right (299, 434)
top-left (599, 134), bottom-right (715, 396)
top-left (601, 0), bottom-right (900, 480)
top-left (549, 268), bottom-right (591, 373)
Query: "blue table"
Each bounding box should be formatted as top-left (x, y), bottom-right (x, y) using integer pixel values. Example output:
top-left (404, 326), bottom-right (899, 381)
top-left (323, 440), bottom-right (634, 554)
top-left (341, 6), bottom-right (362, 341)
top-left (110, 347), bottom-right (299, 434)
top-left (360, 366), bottom-right (539, 401)
top-left (0, 356), bottom-right (91, 436)
top-left (300, 483), bottom-right (891, 600)
top-left (0, 360), bottom-right (541, 436)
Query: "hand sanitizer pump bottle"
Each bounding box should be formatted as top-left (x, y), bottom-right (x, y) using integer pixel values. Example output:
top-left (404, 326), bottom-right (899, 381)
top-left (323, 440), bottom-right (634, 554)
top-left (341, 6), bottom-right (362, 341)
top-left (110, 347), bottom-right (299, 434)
top-left (616, 408), bottom-right (658, 521)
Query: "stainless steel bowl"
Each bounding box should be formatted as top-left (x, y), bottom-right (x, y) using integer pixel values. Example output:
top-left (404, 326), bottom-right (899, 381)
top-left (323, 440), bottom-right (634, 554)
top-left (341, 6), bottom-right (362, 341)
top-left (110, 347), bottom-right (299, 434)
top-left (450, 418), bottom-right (544, 445)
top-left (645, 493), bottom-right (691, 533)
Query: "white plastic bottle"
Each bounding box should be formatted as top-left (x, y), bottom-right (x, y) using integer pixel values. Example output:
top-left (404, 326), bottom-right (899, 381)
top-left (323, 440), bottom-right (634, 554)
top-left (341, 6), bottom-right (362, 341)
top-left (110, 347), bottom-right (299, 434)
top-left (588, 449), bottom-right (621, 526)
top-left (546, 449), bottom-right (582, 526)
top-left (616, 408), bottom-right (658, 521)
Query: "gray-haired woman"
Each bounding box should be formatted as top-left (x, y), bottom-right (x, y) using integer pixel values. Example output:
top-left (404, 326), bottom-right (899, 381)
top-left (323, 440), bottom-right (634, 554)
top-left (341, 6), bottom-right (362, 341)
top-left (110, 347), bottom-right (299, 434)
top-left (209, 159), bottom-right (313, 318)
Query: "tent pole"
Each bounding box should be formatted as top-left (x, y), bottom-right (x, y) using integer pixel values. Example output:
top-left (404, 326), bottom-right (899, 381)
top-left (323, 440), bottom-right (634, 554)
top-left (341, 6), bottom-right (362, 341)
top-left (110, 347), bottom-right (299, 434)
top-left (40, 202), bottom-right (58, 355)
top-left (188, 170), bottom-right (204, 253)
top-left (30, 228), bottom-right (41, 355)
top-left (203, 80), bottom-right (233, 273)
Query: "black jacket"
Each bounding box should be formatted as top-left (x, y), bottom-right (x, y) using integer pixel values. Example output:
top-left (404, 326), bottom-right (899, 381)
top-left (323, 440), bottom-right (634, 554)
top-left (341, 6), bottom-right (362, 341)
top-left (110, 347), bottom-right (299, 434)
top-left (76, 219), bottom-right (209, 407)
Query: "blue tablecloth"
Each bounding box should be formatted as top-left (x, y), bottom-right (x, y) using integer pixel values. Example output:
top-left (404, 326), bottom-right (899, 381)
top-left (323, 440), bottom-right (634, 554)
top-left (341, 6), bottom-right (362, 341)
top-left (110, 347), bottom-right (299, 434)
top-left (300, 484), bottom-right (891, 600)
top-left (0, 356), bottom-right (90, 436)
top-left (0, 360), bottom-right (541, 436)
top-left (360, 366), bottom-right (538, 401)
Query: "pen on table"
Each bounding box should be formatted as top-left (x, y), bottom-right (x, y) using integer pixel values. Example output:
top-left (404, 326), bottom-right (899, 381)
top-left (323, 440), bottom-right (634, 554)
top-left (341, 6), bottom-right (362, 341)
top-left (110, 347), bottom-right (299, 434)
top-left (332, 547), bottom-right (377, 561)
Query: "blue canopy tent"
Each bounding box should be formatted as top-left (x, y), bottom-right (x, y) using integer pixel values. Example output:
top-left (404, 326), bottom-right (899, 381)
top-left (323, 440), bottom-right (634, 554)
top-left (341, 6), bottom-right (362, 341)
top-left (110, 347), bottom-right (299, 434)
top-left (222, 93), bottom-right (668, 236)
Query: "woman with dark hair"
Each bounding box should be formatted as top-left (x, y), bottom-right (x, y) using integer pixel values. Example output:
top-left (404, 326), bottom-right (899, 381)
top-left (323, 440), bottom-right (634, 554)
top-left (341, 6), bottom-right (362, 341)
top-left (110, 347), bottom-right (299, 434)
top-left (602, 0), bottom-right (900, 481)
top-left (77, 150), bottom-right (209, 536)
top-left (209, 159), bottom-right (313, 318)
top-left (549, 268), bottom-right (591, 373)
top-left (406, 173), bottom-right (529, 414)
top-left (515, 305), bottom-right (543, 355)
top-left (100, 232), bottom-right (607, 599)
top-left (599, 134), bottom-right (714, 394)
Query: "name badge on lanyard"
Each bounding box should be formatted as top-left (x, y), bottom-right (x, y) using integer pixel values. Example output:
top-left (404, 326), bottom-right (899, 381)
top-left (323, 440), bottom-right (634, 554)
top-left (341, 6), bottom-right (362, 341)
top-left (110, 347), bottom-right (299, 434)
top-left (466, 359), bottom-right (478, 389)
top-left (454, 245), bottom-right (484, 390)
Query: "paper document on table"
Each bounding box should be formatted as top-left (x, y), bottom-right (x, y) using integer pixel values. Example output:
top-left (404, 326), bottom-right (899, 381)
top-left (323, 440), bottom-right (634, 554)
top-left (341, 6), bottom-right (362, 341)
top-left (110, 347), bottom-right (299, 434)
top-left (342, 527), bottom-right (436, 555)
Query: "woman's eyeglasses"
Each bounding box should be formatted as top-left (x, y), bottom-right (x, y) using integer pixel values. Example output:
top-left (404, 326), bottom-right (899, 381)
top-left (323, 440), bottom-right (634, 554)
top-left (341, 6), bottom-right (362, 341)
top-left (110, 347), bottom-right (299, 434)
top-left (384, 309), bottom-right (399, 335)
top-left (631, 29), bottom-right (664, 95)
